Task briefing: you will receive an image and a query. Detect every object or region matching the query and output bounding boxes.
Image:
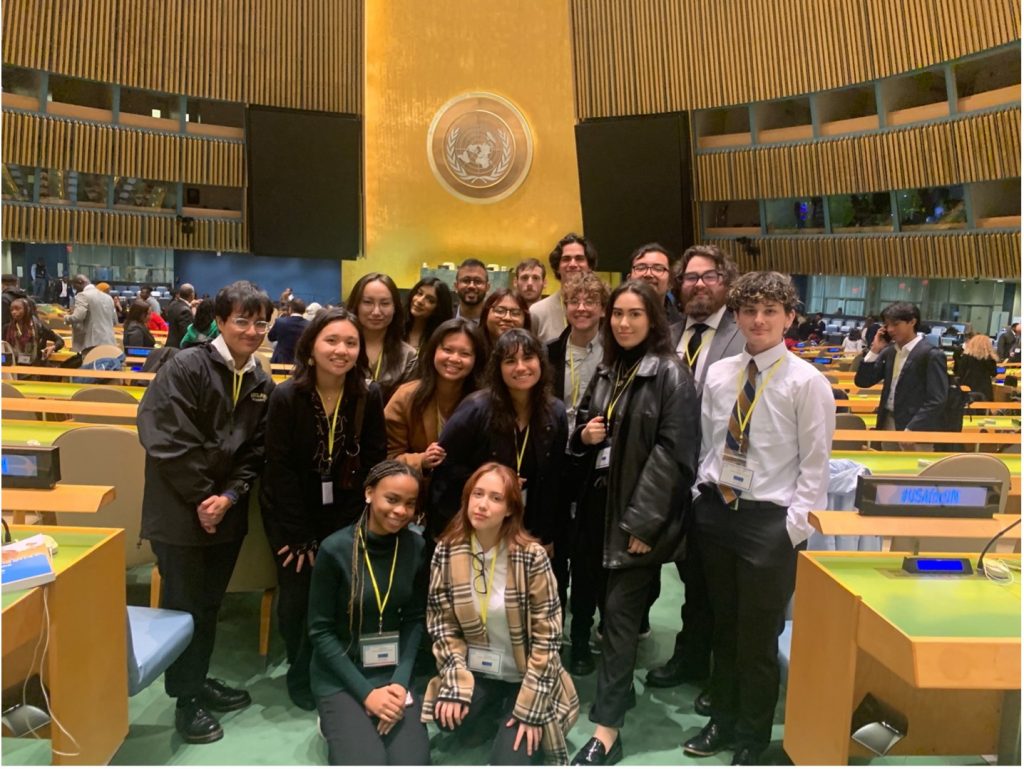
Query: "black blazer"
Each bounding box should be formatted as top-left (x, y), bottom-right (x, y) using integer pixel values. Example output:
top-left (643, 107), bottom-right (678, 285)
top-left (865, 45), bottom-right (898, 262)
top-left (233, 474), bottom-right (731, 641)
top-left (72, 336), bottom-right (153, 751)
top-left (954, 354), bottom-right (996, 400)
top-left (163, 297), bottom-right (194, 349)
top-left (854, 338), bottom-right (949, 430)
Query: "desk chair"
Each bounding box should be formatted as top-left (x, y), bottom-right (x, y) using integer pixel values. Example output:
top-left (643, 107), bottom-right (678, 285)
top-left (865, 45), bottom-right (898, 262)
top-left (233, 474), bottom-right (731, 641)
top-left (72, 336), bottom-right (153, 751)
top-left (2, 381), bottom-right (38, 420)
top-left (127, 607), bottom-right (194, 696)
top-left (833, 414), bottom-right (868, 449)
top-left (69, 386), bottom-right (138, 425)
top-left (82, 344), bottom-right (125, 367)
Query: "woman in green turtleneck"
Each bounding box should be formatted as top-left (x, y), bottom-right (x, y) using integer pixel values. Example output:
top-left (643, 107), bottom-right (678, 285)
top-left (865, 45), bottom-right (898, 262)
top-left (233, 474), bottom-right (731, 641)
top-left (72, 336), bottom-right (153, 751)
top-left (307, 459), bottom-right (430, 765)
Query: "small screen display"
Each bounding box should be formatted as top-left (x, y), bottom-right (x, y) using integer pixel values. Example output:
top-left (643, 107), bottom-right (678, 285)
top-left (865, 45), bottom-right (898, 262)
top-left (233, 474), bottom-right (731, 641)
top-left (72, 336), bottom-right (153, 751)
top-left (125, 347), bottom-right (154, 357)
top-left (997, 366), bottom-right (1006, 374)
top-left (875, 484), bottom-right (988, 507)
top-left (1, 454), bottom-right (39, 477)
top-left (827, 347), bottom-right (841, 353)
top-left (813, 357), bottom-right (833, 364)
top-left (913, 559), bottom-right (968, 572)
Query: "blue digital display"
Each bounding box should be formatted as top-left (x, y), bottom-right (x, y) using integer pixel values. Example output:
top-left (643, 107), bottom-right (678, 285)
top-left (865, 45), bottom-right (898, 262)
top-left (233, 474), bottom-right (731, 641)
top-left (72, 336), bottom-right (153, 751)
top-left (876, 484), bottom-right (988, 507)
top-left (913, 559), bottom-right (968, 573)
top-left (900, 486), bottom-right (961, 505)
top-left (814, 357), bottom-right (833, 364)
top-left (1, 454), bottom-right (38, 477)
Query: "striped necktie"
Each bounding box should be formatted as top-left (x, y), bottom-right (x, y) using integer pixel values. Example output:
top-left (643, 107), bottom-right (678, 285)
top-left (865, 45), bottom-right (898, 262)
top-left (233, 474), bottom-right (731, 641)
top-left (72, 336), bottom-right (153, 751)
top-left (718, 358), bottom-right (759, 504)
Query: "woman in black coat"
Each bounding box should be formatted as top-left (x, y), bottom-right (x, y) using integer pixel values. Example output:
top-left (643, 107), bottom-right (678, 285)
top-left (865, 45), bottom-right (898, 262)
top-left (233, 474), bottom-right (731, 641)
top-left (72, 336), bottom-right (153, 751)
top-left (260, 307), bottom-right (387, 711)
top-left (122, 299), bottom-right (157, 348)
top-left (568, 280), bottom-right (698, 766)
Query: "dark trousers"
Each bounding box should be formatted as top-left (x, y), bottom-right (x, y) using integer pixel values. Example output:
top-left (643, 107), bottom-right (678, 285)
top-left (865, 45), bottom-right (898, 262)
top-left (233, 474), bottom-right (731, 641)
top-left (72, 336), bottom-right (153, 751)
top-left (275, 556), bottom-right (313, 691)
top-left (318, 689), bottom-right (430, 765)
top-left (643, 541), bottom-right (713, 676)
top-left (590, 564), bottom-right (661, 727)
top-left (569, 485), bottom-right (608, 647)
top-left (151, 538), bottom-right (243, 700)
top-left (438, 677), bottom-right (541, 765)
top-left (695, 493), bottom-right (802, 750)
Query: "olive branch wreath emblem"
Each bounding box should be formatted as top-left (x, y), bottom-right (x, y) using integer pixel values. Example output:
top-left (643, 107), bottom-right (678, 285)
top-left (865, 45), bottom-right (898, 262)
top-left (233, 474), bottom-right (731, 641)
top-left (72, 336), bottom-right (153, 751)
top-left (444, 127), bottom-right (513, 186)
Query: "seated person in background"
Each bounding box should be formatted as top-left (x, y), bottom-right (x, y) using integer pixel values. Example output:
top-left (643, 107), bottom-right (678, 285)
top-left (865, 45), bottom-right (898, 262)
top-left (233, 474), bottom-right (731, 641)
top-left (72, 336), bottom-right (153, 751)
top-left (4, 296), bottom-right (63, 366)
top-left (308, 460), bottom-right (430, 766)
top-left (123, 299), bottom-right (157, 348)
top-left (148, 307), bottom-right (169, 333)
top-left (422, 462), bottom-right (579, 765)
top-left (841, 327), bottom-right (864, 354)
top-left (954, 333), bottom-right (998, 402)
top-left (181, 299), bottom-right (219, 348)
top-left (269, 297), bottom-right (309, 365)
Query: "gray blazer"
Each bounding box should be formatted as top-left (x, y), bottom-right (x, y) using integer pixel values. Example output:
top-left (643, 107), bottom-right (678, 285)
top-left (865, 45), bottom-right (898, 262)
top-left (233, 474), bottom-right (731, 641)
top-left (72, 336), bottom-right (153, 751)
top-left (669, 309), bottom-right (745, 393)
top-left (66, 284), bottom-right (117, 352)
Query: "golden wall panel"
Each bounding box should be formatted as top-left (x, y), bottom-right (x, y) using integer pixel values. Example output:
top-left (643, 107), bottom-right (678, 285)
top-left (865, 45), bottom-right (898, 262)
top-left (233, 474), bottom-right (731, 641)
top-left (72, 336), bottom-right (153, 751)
top-left (573, 0), bottom-right (1019, 116)
top-left (695, 107), bottom-right (1020, 200)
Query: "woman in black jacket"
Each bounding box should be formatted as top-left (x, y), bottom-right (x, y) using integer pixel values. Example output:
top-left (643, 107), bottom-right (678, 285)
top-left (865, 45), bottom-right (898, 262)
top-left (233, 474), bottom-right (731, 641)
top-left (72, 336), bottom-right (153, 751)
top-left (568, 280), bottom-right (698, 766)
top-left (955, 333), bottom-right (998, 401)
top-left (260, 307), bottom-right (388, 711)
top-left (122, 299), bottom-right (157, 348)
top-left (4, 296), bottom-right (64, 366)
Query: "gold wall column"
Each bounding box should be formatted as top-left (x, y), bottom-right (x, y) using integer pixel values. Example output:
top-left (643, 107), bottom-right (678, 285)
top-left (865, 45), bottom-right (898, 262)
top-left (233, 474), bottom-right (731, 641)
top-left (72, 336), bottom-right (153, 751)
top-left (357, 0), bottom-right (582, 289)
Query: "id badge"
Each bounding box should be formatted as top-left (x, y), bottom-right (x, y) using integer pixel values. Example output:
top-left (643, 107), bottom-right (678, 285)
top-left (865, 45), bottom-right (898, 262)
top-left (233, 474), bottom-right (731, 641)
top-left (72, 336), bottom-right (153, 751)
top-left (467, 646), bottom-right (503, 675)
top-left (321, 478), bottom-right (334, 505)
top-left (595, 444), bottom-right (612, 470)
top-left (15, 353), bottom-right (31, 365)
top-left (718, 449), bottom-right (754, 492)
top-left (360, 631), bottom-right (399, 668)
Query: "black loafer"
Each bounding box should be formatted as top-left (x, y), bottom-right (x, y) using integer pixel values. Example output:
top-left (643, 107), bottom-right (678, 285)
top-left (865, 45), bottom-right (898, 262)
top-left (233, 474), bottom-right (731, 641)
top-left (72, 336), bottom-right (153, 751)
top-left (646, 656), bottom-right (710, 688)
top-left (571, 736), bottom-right (623, 765)
top-left (175, 697), bottom-right (223, 744)
top-left (200, 678), bottom-right (252, 712)
top-left (731, 746), bottom-right (765, 765)
top-left (694, 689), bottom-right (712, 717)
top-left (682, 721), bottom-right (734, 757)
top-left (570, 645), bottom-right (596, 676)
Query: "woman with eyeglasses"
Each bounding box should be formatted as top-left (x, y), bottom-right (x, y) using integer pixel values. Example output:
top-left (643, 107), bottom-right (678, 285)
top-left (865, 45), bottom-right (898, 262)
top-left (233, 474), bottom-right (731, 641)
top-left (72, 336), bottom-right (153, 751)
top-left (480, 289), bottom-right (532, 354)
top-left (347, 273), bottom-right (418, 405)
top-left (422, 462), bottom-right (579, 765)
top-left (261, 307), bottom-right (388, 711)
top-left (403, 277), bottom-right (454, 352)
top-left (308, 459), bottom-right (430, 765)
top-left (568, 280), bottom-right (698, 766)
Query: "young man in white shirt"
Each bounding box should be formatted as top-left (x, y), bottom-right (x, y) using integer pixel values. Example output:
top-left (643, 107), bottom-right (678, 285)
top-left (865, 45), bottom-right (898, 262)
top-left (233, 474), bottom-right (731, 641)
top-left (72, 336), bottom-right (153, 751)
top-left (683, 271), bottom-right (834, 766)
top-left (529, 233), bottom-right (597, 342)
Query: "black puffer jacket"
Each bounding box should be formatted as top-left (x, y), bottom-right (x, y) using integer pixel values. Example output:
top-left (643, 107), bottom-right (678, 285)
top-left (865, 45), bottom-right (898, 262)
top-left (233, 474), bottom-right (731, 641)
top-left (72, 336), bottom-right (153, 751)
top-left (568, 351), bottom-right (698, 569)
top-left (138, 342), bottom-right (274, 546)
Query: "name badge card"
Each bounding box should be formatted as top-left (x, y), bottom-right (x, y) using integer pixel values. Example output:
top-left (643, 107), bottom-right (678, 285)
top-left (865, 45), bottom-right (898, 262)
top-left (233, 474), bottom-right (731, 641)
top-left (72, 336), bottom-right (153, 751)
top-left (718, 449), bottom-right (754, 492)
top-left (467, 646), bottom-right (503, 675)
top-left (321, 478), bottom-right (334, 505)
top-left (595, 444), bottom-right (612, 470)
top-left (16, 353), bottom-right (32, 365)
top-left (360, 631), bottom-right (399, 668)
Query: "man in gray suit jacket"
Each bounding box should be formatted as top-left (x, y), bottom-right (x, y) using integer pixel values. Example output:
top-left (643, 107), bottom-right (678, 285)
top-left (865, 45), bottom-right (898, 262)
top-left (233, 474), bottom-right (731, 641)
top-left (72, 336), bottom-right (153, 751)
top-left (65, 274), bottom-right (117, 353)
top-left (647, 245), bottom-right (746, 703)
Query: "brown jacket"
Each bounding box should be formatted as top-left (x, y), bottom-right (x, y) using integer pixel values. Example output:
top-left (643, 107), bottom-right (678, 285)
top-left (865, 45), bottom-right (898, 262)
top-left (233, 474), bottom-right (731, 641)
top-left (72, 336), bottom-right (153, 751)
top-left (383, 380), bottom-right (439, 472)
top-left (420, 539), bottom-right (579, 764)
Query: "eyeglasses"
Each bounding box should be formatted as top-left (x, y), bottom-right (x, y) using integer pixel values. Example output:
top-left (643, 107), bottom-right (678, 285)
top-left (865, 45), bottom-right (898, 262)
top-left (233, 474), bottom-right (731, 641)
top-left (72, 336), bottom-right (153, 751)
top-left (681, 270), bottom-right (723, 286)
top-left (230, 317), bottom-right (270, 333)
top-left (631, 263), bottom-right (669, 276)
top-left (567, 297), bottom-right (600, 309)
top-left (490, 306), bottom-right (524, 319)
top-left (458, 277), bottom-right (487, 286)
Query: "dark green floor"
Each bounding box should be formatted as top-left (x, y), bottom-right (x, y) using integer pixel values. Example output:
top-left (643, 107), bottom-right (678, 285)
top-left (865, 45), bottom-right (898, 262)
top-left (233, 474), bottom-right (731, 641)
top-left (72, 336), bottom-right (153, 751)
top-left (3, 564), bottom-right (991, 766)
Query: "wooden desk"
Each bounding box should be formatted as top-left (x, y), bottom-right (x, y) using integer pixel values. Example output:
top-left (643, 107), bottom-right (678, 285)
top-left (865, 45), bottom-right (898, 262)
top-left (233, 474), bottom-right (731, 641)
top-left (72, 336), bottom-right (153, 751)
top-left (784, 552), bottom-right (1020, 765)
top-left (5, 380), bottom-right (146, 401)
top-left (2, 420), bottom-right (136, 446)
top-left (1, 397), bottom-right (138, 420)
top-left (2, 525), bottom-right (128, 764)
top-left (3, 365), bottom-right (155, 383)
top-left (833, 428), bottom-right (1021, 447)
top-left (2, 484), bottom-right (116, 514)
top-left (810, 510), bottom-right (1022, 540)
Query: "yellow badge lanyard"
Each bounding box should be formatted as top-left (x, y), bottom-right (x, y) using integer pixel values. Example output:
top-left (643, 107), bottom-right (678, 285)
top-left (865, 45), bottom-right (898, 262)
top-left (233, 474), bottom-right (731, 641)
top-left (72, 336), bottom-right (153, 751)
top-left (372, 352), bottom-right (384, 382)
top-left (316, 385), bottom-right (344, 457)
top-left (471, 535), bottom-right (499, 629)
top-left (683, 327), bottom-right (708, 368)
top-left (514, 425), bottom-right (531, 475)
top-left (733, 357), bottom-right (784, 447)
top-left (605, 359), bottom-right (642, 422)
top-left (359, 529), bottom-right (399, 634)
top-left (231, 370), bottom-right (244, 408)
top-left (567, 345), bottom-right (581, 410)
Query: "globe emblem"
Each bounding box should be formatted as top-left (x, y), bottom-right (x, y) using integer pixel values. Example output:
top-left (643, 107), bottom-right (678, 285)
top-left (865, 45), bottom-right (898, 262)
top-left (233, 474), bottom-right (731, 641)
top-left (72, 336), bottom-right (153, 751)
top-left (444, 119), bottom-right (513, 187)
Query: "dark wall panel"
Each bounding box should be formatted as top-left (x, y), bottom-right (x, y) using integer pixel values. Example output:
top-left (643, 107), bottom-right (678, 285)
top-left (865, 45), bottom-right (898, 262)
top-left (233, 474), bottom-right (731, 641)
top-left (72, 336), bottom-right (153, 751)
top-left (575, 113), bottom-right (693, 273)
top-left (175, 250), bottom-right (342, 307)
top-left (247, 107), bottom-right (362, 260)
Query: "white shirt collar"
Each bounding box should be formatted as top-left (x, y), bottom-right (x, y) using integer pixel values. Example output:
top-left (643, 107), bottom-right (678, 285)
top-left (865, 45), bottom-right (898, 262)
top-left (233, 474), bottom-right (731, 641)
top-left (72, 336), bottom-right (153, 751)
top-left (740, 340), bottom-right (789, 372)
top-left (686, 304), bottom-right (727, 331)
top-left (896, 334), bottom-right (923, 354)
top-left (212, 333), bottom-right (257, 374)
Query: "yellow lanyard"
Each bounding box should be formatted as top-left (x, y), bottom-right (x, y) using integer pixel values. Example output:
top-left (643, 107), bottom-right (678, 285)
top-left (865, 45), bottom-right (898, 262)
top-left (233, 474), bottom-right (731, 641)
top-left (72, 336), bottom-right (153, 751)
top-left (471, 535), bottom-right (500, 628)
top-left (514, 424), bottom-right (531, 474)
top-left (317, 385), bottom-right (344, 456)
top-left (734, 357), bottom-right (784, 435)
top-left (359, 529), bottom-right (399, 634)
top-left (606, 360), bottom-right (642, 421)
top-left (568, 345), bottom-right (580, 409)
top-left (372, 352), bottom-right (384, 382)
top-left (683, 329), bottom-right (708, 368)
top-left (231, 370), bottom-right (244, 408)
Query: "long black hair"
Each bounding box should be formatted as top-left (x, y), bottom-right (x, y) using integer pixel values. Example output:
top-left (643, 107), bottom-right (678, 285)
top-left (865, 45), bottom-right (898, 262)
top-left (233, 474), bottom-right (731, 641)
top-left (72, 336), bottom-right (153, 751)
top-left (601, 279), bottom-right (673, 367)
top-left (291, 306), bottom-right (369, 397)
top-left (346, 273), bottom-right (407, 381)
top-left (410, 318), bottom-right (486, 414)
top-left (403, 277), bottom-right (454, 345)
top-left (483, 328), bottom-right (553, 433)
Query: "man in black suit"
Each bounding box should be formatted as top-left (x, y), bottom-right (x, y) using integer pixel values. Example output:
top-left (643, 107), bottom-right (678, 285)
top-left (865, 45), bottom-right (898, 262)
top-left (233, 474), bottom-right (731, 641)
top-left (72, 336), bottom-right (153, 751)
top-left (164, 283), bottom-right (196, 349)
top-left (854, 301), bottom-right (948, 447)
top-left (646, 245), bottom-right (746, 697)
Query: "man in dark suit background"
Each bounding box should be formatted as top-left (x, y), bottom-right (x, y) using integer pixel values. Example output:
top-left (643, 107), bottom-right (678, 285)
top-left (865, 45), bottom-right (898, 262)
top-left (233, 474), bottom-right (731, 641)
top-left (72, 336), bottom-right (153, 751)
top-left (646, 244), bottom-right (746, 699)
top-left (854, 301), bottom-right (948, 449)
top-left (164, 283), bottom-right (196, 349)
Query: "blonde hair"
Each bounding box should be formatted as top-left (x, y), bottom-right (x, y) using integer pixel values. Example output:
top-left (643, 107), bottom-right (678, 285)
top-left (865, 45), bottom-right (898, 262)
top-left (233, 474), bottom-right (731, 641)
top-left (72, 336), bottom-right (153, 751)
top-left (963, 334), bottom-right (997, 361)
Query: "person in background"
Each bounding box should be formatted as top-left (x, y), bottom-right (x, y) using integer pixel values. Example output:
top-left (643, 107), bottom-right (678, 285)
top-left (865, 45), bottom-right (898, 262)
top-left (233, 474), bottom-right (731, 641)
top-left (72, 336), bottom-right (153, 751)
top-left (568, 280), bottom-right (697, 767)
top-left (261, 307), bottom-right (387, 711)
top-left (955, 333), bottom-right (998, 401)
top-left (4, 296), bottom-right (63, 366)
top-left (269, 297), bottom-right (310, 365)
top-left (123, 299), bottom-right (157, 348)
top-left (628, 243), bottom-right (682, 325)
top-left (422, 462), bottom-right (580, 764)
top-left (30, 258), bottom-right (48, 300)
top-left (66, 275), bottom-right (117, 353)
top-left (95, 282), bottom-right (126, 323)
top-left (513, 258), bottom-right (547, 308)
top-left (863, 315), bottom-right (881, 347)
top-left (530, 233), bottom-right (598, 343)
top-left (139, 284), bottom-right (162, 317)
top-left (181, 299), bottom-right (220, 348)
top-left (403, 276), bottom-right (454, 352)
top-left (54, 275), bottom-right (75, 309)
top-left (137, 280), bottom-right (275, 744)
top-left (347, 273), bottom-right (418, 405)
top-left (307, 460), bottom-right (430, 766)
top-left (304, 302), bottom-right (324, 322)
top-left (164, 284), bottom-right (196, 349)
top-left (841, 327), bottom-right (865, 354)
top-left (997, 321), bottom-right (1020, 362)
top-left (480, 289), bottom-right (532, 354)
top-left (454, 259), bottom-right (490, 324)
top-left (2, 274), bottom-right (28, 326)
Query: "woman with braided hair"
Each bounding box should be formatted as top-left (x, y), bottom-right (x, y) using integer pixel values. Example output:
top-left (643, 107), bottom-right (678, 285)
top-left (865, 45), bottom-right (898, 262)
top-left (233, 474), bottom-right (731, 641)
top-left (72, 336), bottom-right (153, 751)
top-left (308, 459), bottom-right (430, 765)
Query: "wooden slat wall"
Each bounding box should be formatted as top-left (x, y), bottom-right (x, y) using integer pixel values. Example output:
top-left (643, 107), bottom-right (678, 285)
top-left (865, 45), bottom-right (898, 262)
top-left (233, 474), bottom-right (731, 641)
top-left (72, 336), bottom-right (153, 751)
top-left (706, 232), bottom-right (1020, 279)
top-left (3, 0), bottom-right (361, 113)
top-left (572, 0), bottom-right (1019, 117)
top-left (695, 107), bottom-right (1020, 200)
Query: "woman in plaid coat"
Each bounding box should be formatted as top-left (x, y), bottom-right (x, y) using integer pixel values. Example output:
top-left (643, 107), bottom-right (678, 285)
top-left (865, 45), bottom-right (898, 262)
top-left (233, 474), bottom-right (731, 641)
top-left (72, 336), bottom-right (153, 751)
top-left (421, 462), bottom-right (579, 764)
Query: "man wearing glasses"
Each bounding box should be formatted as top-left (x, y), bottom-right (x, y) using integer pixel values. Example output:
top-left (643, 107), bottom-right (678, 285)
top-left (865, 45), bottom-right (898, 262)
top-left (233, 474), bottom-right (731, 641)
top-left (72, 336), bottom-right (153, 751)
top-left (530, 232), bottom-right (599, 343)
top-left (453, 257), bottom-right (490, 323)
top-left (627, 243), bottom-right (683, 325)
top-left (646, 245), bottom-right (744, 705)
top-left (137, 280), bottom-right (275, 744)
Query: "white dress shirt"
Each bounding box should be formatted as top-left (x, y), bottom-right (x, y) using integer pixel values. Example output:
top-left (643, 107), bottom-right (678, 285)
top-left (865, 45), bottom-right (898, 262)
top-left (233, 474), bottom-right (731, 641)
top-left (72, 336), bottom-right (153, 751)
top-left (676, 304), bottom-right (728, 386)
top-left (696, 342), bottom-right (835, 546)
top-left (862, 333), bottom-right (922, 411)
top-left (472, 540), bottom-right (521, 683)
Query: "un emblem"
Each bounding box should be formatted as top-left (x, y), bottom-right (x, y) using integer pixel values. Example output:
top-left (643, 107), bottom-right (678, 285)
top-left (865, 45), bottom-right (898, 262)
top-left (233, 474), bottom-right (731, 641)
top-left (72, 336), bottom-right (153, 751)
top-left (427, 93), bottom-right (533, 204)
